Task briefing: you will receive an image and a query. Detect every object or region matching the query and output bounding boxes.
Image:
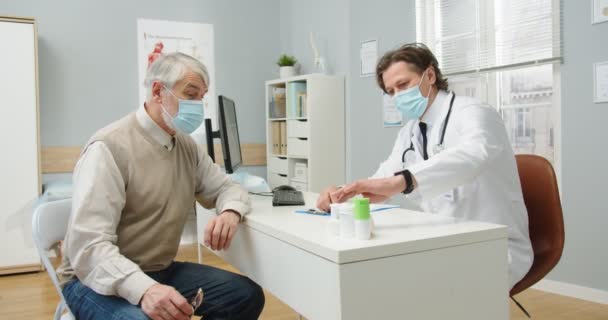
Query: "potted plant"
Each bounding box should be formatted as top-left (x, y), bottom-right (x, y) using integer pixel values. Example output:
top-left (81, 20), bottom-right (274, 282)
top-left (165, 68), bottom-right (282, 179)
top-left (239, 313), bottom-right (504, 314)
top-left (277, 54), bottom-right (298, 79)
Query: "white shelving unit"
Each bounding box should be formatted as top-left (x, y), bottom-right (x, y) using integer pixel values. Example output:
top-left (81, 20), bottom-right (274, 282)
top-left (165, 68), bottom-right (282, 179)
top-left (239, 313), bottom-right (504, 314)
top-left (0, 17), bottom-right (42, 274)
top-left (265, 74), bottom-right (345, 192)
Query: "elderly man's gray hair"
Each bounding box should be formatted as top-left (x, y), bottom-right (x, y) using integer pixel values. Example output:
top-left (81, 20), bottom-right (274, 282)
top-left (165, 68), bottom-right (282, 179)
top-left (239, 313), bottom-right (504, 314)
top-left (144, 52), bottom-right (210, 100)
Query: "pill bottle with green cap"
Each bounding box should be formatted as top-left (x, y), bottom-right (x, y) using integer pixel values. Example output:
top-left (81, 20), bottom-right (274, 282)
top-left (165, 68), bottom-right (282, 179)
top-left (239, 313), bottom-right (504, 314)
top-left (353, 198), bottom-right (372, 240)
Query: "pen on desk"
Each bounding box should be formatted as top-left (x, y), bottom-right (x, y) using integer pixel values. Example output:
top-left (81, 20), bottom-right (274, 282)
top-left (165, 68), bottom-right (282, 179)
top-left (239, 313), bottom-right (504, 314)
top-left (294, 209), bottom-right (330, 216)
top-left (295, 206), bottom-right (398, 216)
top-left (370, 206), bottom-right (398, 213)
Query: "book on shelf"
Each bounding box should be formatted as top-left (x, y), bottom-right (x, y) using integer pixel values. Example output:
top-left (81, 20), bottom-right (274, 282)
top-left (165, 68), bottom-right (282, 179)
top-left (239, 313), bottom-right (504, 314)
top-left (287, 82), bottom-right (307, 118)
top-left (296, 92), bottom-right (307, 117)
top-left (269, 87), bottom-right (286, 118)
top-left (268, 99), bottom-right (275, 118)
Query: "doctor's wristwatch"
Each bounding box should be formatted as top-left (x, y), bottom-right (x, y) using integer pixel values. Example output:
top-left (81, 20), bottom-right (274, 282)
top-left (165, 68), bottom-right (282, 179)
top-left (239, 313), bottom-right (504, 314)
top-left (394, 169), bottom-right (414, 194)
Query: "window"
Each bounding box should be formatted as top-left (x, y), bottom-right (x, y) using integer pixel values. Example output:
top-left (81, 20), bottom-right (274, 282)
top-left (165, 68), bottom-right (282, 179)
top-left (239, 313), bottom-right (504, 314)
top-left (416, 0), bottom-right (561, 164)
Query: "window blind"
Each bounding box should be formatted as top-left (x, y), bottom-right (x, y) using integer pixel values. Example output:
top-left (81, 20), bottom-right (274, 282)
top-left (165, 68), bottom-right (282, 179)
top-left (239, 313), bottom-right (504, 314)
top-left (416, 0), bottom-right (562, 76)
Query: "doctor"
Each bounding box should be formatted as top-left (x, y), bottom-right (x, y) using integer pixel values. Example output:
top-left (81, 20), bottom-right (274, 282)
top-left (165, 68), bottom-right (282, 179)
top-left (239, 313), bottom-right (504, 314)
top-left (317, 43), bottom-right (533, 289)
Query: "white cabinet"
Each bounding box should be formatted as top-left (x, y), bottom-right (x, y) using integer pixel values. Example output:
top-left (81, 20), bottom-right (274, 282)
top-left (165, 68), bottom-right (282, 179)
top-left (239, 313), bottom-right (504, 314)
top-left (268, 156), bottom-right (288, 175)
top-left (265, 75), bottom-right (345, 192)
top-left (0, 17), bottom-right (42, 274)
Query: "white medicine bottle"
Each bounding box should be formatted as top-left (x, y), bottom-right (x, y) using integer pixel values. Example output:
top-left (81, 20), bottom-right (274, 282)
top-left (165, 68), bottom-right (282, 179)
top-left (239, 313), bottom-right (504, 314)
top-left (339, 203), bottom-right (355, 238)
top-left (326, 203), bottom-right (341, 237)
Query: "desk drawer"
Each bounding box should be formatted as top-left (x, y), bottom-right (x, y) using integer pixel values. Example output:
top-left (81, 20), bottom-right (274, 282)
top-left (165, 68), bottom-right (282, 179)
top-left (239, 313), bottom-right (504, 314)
top-left (287, 120), bottom-right (309, 138)
top-left (268, 156), bottom-right (288, 175)
top-left (287, 138), bottom-right (308, 157)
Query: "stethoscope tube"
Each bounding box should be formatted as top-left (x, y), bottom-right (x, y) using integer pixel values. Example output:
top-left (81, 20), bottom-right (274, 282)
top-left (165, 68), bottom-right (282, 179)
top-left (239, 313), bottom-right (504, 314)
top-left (402, 92), bottom-right (456, 163)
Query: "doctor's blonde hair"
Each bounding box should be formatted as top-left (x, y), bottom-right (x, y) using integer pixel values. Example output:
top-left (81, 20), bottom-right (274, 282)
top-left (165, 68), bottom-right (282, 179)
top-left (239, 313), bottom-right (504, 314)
top-left (376, 43), bottom-right (449, 94)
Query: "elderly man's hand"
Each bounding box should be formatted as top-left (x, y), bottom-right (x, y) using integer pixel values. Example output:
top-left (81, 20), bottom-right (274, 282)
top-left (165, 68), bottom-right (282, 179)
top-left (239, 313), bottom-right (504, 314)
top-left (141, 284), bottom-right (192, 320)
top-left (204, 210), bottom-right (240, 251)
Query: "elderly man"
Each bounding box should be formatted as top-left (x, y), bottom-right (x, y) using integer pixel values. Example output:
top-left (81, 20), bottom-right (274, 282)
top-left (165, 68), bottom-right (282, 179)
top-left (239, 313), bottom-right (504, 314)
top-left (57, 52), bottom-right (265, 320)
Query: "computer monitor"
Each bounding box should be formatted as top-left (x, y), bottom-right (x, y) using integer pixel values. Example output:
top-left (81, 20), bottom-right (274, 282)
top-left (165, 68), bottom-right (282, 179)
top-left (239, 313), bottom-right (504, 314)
top-left (218, 95), bottom-right (242, 174)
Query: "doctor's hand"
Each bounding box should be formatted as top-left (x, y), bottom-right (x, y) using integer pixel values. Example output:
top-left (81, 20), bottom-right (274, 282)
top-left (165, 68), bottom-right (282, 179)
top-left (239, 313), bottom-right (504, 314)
top-left (336, 176), bottom-right (407, 203)
top-left (316, 185), bottom-right (340, 212)
top-left (204, 210), bottom-right (241, 251)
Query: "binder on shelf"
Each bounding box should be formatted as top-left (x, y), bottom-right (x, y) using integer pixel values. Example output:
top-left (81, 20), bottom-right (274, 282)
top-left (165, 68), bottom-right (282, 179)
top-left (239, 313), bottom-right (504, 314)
top-left (279, 121), bottom-right (287, 155)
top-left (272, 122), bottom-right (281, 154)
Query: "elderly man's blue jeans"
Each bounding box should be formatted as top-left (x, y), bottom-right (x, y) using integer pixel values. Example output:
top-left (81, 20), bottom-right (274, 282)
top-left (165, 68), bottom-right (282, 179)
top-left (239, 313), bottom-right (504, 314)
top-left (62, 261), bottom-right (265, 320)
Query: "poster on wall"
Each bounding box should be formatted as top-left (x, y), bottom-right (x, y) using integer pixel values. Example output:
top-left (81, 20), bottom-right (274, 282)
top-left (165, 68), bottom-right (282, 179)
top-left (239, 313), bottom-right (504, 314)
top-left (594, 61), bottom-right (608, 103)
top-left (360, 39), bottom-right (378, 77)
top-left (592, 0), bottom-right (608, 24)
top-left (137, 18), bottom-right (216, 139)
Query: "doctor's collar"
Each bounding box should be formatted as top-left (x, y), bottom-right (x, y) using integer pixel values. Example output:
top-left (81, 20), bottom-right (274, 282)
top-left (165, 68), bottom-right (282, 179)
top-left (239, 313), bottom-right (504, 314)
top-left (421, 90), bottom-right (449, 126)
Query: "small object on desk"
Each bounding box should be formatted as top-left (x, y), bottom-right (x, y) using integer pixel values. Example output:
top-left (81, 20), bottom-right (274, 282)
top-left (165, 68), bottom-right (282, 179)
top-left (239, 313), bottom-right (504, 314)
top-left (369, 204), bottom-right (399, 212)
top-left (339, 203), bottom-right (355, 239)
top-left (295, 208), bottom-right (330, 216)
top-left (272, 185), bottom-right (305, 206)
top-left (330, 203), bottom-right (341, 218)
top-left (326, 203), bottom-right (341, 237)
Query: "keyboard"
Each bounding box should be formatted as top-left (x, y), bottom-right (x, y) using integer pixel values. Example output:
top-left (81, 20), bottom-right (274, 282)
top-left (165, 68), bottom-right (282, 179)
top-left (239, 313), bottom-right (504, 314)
top-left (272, 189), bottom-right (305, 206)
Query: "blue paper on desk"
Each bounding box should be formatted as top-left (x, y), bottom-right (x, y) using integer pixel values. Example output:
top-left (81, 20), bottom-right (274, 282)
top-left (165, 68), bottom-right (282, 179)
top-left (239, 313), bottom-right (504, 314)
top-left (295, 204), bottom-right (399, 216)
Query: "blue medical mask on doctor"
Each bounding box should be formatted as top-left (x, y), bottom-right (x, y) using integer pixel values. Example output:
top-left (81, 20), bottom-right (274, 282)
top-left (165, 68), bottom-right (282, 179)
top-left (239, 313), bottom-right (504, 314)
top-left (392, 69), bottom-right (431, 120)
top-left (160, 87), bottom-right (205, 134)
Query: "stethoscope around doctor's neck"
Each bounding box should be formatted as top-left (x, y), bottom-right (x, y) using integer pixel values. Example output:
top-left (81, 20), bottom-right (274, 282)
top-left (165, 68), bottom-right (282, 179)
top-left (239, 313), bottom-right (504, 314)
top-left (402, 91), bottom-right (456, 163)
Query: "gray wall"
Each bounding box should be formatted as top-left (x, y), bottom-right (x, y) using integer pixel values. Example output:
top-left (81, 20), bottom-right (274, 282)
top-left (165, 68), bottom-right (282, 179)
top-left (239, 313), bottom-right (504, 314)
top-left (282, 0), bottom-right (608, 291)
top-left (348, 0), bottom-right (417, 182)
top-left (551, 0), bottom-right (608, 291)
top-left (279, 0), bottom-right (352, 186)
top-left (0, 0), bottom-right (279, 178)
top-left (279, 0), bottom-right (350, 76)
top-left (0, 0), bottom-right (279, 147)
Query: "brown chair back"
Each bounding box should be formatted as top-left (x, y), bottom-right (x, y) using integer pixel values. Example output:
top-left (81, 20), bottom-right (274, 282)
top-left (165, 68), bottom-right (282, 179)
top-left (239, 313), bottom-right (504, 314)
top-left (510, 154), bottom-right (565, 296)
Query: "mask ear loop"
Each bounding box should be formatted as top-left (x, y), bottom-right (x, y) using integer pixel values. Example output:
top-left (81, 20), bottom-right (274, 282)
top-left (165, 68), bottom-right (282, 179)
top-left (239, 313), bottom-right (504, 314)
top-left (160, 85), bottom-right (179, 120)
top-left (420, 68), bottom-right (432, 98)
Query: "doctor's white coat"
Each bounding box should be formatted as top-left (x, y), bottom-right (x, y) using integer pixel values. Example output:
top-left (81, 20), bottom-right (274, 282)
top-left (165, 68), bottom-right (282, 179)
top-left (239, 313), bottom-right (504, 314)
top-left (373, 90), bottom-right (533, 289)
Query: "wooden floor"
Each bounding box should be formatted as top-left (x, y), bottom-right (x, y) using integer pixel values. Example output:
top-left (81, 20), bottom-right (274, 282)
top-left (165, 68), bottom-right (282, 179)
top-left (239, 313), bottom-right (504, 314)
top-left (1, 244), bottom-right (606, 319)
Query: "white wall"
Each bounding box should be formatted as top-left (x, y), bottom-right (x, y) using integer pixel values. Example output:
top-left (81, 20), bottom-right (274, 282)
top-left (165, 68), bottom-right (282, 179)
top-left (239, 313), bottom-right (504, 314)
top-left (551, 0), bottom-right (608, 291)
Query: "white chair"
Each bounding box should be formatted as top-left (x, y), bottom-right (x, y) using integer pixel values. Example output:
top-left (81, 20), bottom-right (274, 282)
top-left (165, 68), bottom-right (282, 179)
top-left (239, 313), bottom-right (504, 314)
top-left (32, 199), bottom-right (75, 320)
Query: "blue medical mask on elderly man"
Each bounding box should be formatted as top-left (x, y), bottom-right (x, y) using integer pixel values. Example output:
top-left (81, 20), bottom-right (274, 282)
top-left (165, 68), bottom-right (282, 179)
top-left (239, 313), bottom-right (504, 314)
top-left (160, 87), bottom-right (205, 134)
top-left (392, 69), bottom-right (432, 120)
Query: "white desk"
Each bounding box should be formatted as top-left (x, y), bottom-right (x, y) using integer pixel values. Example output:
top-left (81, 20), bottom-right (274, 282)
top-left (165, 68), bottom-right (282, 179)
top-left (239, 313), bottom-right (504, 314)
top-left (196, 193), bottom-right (509, 320)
